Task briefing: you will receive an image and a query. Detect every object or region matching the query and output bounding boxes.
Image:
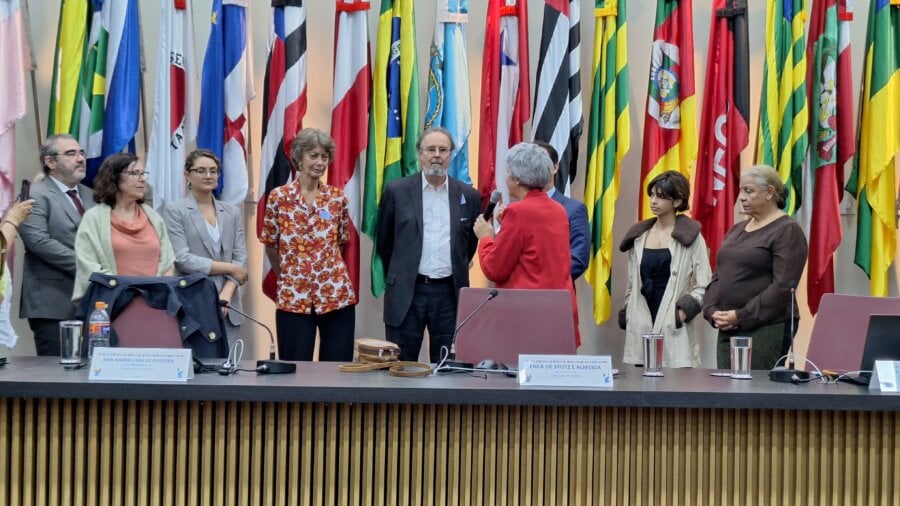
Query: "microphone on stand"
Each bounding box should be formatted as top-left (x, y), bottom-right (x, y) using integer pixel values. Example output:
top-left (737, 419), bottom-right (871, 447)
top-left (439, 289), bottom-right (500, 370)
top-left (219, 300), bottom-right (295, 374)
top-left (768, 280), bottom-right (810, 383)
top-left (788, 280), bottom-right (797, 369)
top-left (482, 190), bottom-right (502, 220)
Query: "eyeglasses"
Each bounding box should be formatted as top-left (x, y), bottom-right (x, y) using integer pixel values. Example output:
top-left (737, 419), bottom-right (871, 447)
top-left (54, 149), bottom-right (86, 159)
top-left (189, 168), bottom-right (220, 176)
top-left (123, 170), bottom-right (150, 180)
top-left (421, 146), bottom-right (451, 156)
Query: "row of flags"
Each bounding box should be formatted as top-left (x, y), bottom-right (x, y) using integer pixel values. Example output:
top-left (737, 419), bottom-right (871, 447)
top-left (19, 0), bottom-right (900, 326)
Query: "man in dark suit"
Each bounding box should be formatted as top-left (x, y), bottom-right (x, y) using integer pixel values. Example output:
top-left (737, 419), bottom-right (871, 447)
top-left (534, 140), bottom-right (591, 281)
top-left (19, 134), bottom-right (95, 355)
top-left (376, 127), bottom-right (482, 362)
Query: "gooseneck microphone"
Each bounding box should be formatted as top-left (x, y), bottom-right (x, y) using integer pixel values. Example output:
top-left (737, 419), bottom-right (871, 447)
top-left (788, 280), bottom-right (797, 369)
top-left (440, 289), bottom-right (500, 369)
top-left (219, 300), bottom-right (276, 360)
top-left (482, 190), bottom-right (502, 220)
top-left (769, 280), bottom-right (810, 383)
top-left (218, 301), bottom-right (295, 374)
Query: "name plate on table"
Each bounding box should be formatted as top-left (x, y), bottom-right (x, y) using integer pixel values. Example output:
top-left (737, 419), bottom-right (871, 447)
top-left (89, 348), bottom-right (193, 382)
top-left (518, 355), bottom-right (614, 388)
top-left (869, 360), bottom-right (899, 393)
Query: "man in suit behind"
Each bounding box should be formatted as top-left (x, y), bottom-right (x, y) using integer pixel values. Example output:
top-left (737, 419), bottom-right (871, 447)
top-left (534, 140), bottom-right (591, 281)
top-left (19, 134), bottom-right (95, 355)
top-left (376, 127), bottom-right (482, 362)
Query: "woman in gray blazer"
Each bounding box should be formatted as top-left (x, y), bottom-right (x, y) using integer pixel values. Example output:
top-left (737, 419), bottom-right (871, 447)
top-left (163, 149), bottom-right (249, 348)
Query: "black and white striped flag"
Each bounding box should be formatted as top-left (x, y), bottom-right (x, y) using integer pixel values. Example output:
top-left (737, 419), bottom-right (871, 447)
top-left (532, 0), bottom-right (582, 195)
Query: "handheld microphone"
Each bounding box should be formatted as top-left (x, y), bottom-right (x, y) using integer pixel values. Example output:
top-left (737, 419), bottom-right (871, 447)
top-left (219, 300), bottom-right (295, 374)
top-left (440, 289), bottom-right (499, 369)
top-left (482, 190), bottom-right (502, 220)
top-left (219, 300), bottom-right (276, 360)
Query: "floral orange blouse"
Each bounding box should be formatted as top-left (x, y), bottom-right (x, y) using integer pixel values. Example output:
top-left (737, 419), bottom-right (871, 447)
top-left (261, 180), bottom-right (356, 314)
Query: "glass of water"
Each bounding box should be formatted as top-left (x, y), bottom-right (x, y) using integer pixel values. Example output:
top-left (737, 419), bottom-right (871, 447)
top-left (730, 336), bottom-right (753, 379)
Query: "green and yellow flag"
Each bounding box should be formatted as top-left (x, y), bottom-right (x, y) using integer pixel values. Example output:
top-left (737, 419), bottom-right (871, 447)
top-left (755, 0), bottom-right (809, 214)
top-left (46, 0), bottom-right (90, 135)
top-left (845, 0), bottom-right (900, 296)
top-left (361, 0), bottom-right (420, 296)
top-left (584, 0), bottom-right (630, 325)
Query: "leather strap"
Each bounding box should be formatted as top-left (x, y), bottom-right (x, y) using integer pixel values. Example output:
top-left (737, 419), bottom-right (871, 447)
top-left (339, 360), bottom-right (433, 378)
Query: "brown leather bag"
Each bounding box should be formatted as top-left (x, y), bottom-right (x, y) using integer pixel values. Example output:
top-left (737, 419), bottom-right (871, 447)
top-left (339, 338), bottom-right (432, 377)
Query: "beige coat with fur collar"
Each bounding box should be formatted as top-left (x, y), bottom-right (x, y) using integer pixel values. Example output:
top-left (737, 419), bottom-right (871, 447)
top-left (619, 215), bottom-right (712, 368)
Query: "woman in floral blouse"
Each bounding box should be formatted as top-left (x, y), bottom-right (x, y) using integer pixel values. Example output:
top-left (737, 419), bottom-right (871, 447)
top-left (261, 128), bottom-right (356, 361)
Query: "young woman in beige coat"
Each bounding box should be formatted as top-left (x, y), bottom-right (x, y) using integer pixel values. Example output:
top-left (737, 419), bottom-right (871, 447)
top-left (618, 171), bottom-right (712, 368)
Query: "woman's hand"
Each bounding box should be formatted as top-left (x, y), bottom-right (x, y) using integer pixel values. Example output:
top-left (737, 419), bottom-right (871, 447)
top-left (473, 215), bottom-right (494, 240)
top-left (229, 264), bottom-right (249, 285)
top-left (711, 310), bottom-right (738, 331)
top-left (4, 199), bottom-right (34, 226)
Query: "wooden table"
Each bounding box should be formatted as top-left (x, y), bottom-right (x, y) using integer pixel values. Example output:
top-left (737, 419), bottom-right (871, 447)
top-left (1, 357), bottom-right (897, 505)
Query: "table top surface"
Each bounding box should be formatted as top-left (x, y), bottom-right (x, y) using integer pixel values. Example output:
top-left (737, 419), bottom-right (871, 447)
top-left (0, 356), bottom-right (897, 411)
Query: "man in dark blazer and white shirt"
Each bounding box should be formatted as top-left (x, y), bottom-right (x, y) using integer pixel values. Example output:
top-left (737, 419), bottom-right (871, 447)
top-left (376, 127), bottom-right (482, 362)
top-left (19, 134), bottom-right (95, 355)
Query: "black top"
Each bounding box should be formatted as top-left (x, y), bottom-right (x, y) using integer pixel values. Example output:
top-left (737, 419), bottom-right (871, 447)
top-left (640, 248), bottom-right (672, 323)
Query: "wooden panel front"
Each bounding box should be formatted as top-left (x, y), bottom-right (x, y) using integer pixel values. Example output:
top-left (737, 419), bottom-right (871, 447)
top-left (0, 399), bottom-right (896, 505)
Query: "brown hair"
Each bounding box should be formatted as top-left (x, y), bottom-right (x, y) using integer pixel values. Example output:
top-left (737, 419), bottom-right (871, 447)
top-left (647, 170), bottom-right (691, 212)
top-left (93, 153), bottom-right (141, 207)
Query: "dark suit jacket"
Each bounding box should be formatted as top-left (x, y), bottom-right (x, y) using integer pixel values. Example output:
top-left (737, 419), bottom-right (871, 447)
top-left (162, 194), bottom-right (246, 326)
top-left (375, 173), bottom-right (482, 327)
top-left (550, 189), bottom-right (591, 281)
top-left (19, 177), bottom-right (95, 320)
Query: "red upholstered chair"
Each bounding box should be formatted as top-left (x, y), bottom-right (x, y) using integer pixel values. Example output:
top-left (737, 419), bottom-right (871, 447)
top-left (805, 293), bottom-right (900, 372)
top-left (111, 296), bottom-right (184, 349)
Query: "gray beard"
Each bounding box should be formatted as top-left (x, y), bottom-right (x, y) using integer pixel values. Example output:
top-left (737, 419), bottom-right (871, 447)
top-left (423, 166), bottom-right (448, 178)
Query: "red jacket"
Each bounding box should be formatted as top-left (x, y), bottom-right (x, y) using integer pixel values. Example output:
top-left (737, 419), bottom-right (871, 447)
top-left (478, 189), bottom-right (580, 345)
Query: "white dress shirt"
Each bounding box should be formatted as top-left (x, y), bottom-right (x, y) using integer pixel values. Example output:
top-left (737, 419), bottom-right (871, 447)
top-left (418, 173), bottom-right (452, 278)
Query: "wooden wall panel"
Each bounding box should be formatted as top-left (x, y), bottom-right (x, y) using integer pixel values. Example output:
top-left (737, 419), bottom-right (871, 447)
top-left (0, 399), bottom-right (896, 506)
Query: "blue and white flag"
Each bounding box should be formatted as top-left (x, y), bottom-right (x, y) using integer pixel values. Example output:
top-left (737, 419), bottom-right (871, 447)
top-left (198, 0), bottom-right (255, 204)
top-left (424, 0), bottom-right (471, 184)
top-left (78, 0), bottom-right (141, 184)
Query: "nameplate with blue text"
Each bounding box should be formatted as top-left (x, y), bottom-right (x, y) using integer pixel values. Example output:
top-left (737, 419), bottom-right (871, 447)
top-left (89, 348), bottom-right (193, 382)
top-left (869, 360), bottom-right (899, 393)
top-left (517, 355), bottom-right (614, 388)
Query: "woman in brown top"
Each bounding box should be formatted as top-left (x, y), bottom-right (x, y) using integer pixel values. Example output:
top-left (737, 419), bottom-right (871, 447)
top-left (702, 165), bottom-right (808, 370)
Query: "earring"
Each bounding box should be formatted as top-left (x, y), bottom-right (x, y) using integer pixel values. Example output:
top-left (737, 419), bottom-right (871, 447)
top-left (188, 181), bottom-right (192, 190)
top-left (766, 196), bottom-right (771, 201)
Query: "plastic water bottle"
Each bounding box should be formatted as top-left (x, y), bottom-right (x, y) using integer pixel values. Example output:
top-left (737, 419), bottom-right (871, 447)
top-left (87, 301), bottom-right (111, 359)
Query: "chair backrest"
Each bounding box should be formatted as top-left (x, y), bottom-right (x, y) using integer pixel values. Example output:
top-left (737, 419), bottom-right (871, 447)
top-left (454, 287), bottom-right (576, 366)
top-left (112, 296), bottom-right (183, 349)
top-left (806, 293), bottom-right (900, 371)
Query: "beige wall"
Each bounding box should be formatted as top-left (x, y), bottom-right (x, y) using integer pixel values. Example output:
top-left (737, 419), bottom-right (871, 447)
top-left (8, 0), bottom-right (897, 365)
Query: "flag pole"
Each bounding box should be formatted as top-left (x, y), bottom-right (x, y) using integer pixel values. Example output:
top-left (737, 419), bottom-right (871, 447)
top-left (22, 0), bottom-right (43, 147)
top-left (137, 3), bottom-right (149, 154)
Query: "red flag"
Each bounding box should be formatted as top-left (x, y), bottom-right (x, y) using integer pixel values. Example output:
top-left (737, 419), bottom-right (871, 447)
top-left (692, 0), bottom-right (750, 269)
top-left (256, 0), bottom-right (307, 300)
top-left (805, 0), bottom-right (854, 313)
top-left (329, 0), bottom-right (370, 300)
top-left (477, 0), bottom-right (529, 205)
top-left (638, 0), bottom-right (697, 219)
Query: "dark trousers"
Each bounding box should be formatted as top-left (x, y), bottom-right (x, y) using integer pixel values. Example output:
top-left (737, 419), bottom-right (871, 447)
top-left (386, 281), bottom-right (456, 363)
top-left (29, 318), bottom-right (62, 357)
top-left (275, 305), bottom-right (355, 362)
